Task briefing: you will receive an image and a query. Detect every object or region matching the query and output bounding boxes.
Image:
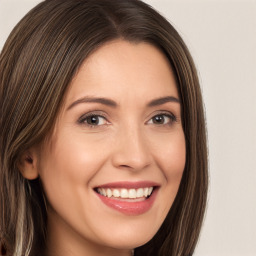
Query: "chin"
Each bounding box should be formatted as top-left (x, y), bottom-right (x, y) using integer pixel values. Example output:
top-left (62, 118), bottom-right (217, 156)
top-left (93, 218), bottom-right (160, 250)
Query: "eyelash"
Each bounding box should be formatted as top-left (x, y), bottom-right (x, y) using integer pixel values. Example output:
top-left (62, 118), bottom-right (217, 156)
top-left (78, 111), bottom-right (177, 128)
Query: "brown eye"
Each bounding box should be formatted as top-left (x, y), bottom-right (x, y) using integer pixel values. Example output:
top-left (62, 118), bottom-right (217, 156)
top-left (86, 116), bottom-right (100, 125)
top-left (79, 114), bottom-right (109, 127)
top-left (152, 115), bottom-right (165, 124)
top-left (148, 113), bottom-right (176, 126)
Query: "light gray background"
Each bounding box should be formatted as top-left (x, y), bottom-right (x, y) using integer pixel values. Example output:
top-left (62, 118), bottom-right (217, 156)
top-left (0, 0), bottom-right (255, 255)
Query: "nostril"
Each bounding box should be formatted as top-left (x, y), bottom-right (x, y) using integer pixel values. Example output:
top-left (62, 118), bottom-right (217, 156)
top-left (120, 164), bottom-right (131, 168)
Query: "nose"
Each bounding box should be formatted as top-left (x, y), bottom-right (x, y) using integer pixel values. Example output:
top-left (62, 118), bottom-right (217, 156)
top-left (111, 125), bottom-right (151, 172)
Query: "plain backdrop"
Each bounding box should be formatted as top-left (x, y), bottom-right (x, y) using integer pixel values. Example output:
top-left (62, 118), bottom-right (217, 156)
top-left (0, 0), bottom-right (255, 255)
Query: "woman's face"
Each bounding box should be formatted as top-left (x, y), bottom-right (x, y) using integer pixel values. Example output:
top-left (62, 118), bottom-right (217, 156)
top-left (36, 40), bottom-right (186, 255)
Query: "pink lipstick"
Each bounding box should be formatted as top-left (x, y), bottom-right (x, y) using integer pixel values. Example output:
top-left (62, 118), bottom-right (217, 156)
top-left (94, 181), bottom-right (159, 215)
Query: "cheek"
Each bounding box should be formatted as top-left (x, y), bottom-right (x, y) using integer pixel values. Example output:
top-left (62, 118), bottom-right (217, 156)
top-left (37, 134), bottom-right (109, 210)
top-left (37, 135), bottom-right (113, 237)
top-left (40, 134), bottom-right (107, 181)
top-left (153, 130), bottom-right (186, 210)
top-left (153, 131), bottom-right (186, 180)
top-left (165, 140), bottom-right (186, 179)
top-left (147, 130), bottom-right (186, 227)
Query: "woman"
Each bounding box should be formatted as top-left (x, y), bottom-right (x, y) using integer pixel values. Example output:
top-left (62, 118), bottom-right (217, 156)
top-left (0, 0), bottom-right (208, 255)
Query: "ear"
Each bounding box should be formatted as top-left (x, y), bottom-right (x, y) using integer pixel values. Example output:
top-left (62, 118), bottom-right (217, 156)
top-left (17, 148), bottom-right (39, 180)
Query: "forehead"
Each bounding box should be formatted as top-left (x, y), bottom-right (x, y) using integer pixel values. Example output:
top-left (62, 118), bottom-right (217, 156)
top-left (65, 40), bottom-right (178, 106)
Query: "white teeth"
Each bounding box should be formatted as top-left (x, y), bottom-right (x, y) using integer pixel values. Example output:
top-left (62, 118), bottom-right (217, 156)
top-left (102, 189), bottom-right (107, 196)
top-left (120, 189), bottom-right (129, 198)
top-left (128, 189), bottom-right (136, 199)
top-left (113, 189), bottom-right (120, 197)
top-left (97, 187), bottom-right (154, 199)
top-left (144, 187), bottom-right (149, 197)
top-left (107, 188), bottom-right (112, 198)
top-left (137, 188), bottom-right (144, 197)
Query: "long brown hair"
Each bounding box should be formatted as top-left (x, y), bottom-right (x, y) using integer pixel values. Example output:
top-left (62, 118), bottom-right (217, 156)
top-left (0, 0), bottom-right (208, 255)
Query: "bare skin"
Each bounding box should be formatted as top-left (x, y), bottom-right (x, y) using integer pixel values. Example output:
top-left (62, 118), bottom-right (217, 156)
top-left (20, 40), bottom-right (186, 256)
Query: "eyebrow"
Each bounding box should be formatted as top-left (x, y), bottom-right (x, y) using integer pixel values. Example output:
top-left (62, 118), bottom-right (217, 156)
top-left (67, 96), bottom-right (117, 110)
top-left (147, 96), bottom-right (180, 107)
top-left (67, 95), bottom-right (180, 110)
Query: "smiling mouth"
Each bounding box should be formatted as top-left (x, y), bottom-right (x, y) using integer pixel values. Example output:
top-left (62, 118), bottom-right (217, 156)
top-left (95, 187), bottom-right (154, 200)
top-left (94, 181), bottom-right (159, 215)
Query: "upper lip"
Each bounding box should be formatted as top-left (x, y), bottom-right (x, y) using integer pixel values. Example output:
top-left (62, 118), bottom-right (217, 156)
top-left (95, 181), bottom-right (160, 189)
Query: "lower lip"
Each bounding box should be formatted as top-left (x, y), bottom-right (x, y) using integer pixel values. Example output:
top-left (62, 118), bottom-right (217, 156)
top-left (96, 188), bottom-right (158, 216)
